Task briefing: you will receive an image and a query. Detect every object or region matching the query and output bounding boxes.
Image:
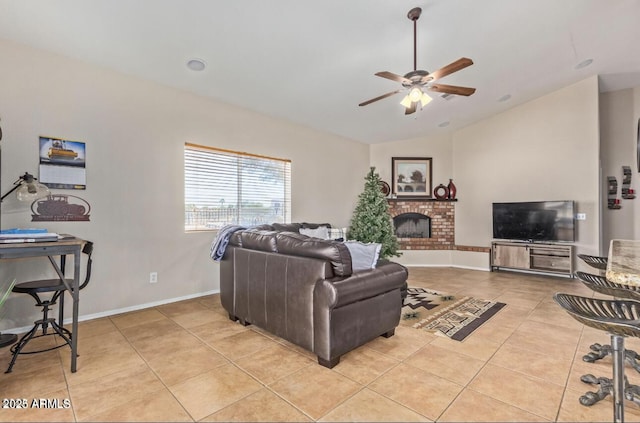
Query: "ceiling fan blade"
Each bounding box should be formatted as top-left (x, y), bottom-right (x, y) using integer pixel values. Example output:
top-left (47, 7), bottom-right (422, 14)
top-left (359, 90), bottom-right (401, 107)
top-left (428, 83), bottom-right (476, 96)
top-left (404, 102), bottom-right (417, 115)
top-left (375, 71), bottom-right (412, 85)
top-left (423, 57), bottom-right (473, 82)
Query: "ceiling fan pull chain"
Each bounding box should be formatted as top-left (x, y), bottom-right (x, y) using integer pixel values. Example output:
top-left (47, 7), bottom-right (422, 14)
top-left (413, 16), bottom-right (417, 71)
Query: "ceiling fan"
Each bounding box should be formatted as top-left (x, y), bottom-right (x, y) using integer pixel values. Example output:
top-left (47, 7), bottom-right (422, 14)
top-left (359, 7), bottom-right (476, 115)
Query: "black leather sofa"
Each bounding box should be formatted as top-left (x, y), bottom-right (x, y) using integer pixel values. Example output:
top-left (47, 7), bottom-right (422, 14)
top-left (219, 224), bottom-right (408, 368)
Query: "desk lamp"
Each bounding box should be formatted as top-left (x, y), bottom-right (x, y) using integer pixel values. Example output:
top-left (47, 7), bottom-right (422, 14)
top-left (0, 172), bottom-right (50, 204)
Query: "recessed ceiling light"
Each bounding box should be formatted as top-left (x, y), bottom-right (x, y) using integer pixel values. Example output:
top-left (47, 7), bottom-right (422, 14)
top-left (187, 58), bottom-right (206, 71)
top-left (438, 121), bottom-right (450, 127)
top-left (575, 59), bottom-right (593, 70)
top-left (498, 94), bottom-right (512, 102)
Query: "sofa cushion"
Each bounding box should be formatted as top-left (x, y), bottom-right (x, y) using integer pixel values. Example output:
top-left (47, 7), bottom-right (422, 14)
top-left (276, 232), bottom-right (352, 277)
top-left (272, 223), bottom-right (302, 232)
top-left (299, 226), bottom-right (329, 239)
top-left (301, 222), bottom-right (332, 229)
top-left (239, 230), bottom-right (278, 252)
top-left (343, 241), bottom-right (381, 272)
top-left (253, 224), bottom-right (275, 231)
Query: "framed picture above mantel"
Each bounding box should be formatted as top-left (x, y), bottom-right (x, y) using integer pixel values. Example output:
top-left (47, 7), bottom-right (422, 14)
top-left (391, 157), bottom-right (433, 199)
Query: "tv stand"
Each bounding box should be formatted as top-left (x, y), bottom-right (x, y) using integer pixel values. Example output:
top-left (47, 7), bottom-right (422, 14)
top-left (490, 240), bottom-right (574, 277)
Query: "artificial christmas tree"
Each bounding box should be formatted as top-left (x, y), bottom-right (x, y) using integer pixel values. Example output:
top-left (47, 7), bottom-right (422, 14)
top-left (348, 167), bottom-right (401, 260)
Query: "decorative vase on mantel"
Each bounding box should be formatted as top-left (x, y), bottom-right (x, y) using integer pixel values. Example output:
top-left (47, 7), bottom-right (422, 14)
top-left (447, 179), bottom-right (457, 200)
top-left (434, 184), bottom-right (449, 200)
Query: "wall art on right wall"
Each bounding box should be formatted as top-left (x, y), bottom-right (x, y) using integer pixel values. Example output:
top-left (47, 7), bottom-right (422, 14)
top-left (608, 176), bottom-right (621, 209)
top-left (622, 166), bottom-right (636, 200)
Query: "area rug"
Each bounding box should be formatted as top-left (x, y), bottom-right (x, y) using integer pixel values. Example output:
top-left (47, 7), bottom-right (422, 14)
top-left (400, 287), bottom-right (506, 341)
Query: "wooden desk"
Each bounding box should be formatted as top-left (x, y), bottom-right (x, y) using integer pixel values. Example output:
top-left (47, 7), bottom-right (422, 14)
top-left (606, 239), bottom-right (640, 288)
top-left (0, 236), bottom-right (85, 372)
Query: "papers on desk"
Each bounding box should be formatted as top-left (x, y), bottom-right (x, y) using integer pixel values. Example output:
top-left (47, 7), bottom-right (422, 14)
top-left (0, 232), bottom-right (60, 243)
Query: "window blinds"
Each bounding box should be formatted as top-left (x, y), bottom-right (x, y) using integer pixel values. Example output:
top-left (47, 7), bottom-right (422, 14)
top-left (184, 143), bottom-right (291, 231)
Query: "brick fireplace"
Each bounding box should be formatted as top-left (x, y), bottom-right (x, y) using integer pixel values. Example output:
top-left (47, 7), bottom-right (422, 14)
top-left (387, 200), bottom-right (454, 250)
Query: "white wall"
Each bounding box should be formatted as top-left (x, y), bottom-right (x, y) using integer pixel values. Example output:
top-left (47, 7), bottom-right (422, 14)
top-left (600, 87), bottom-right (640, 252)
top-left (370, 77), bottom-right (601, 270)
top-left (454, 77), bottom-right (600, 257)
top-left (0, 39), bottom-right (370, 330)
top-left (636, 87), bottom-right (640, 241)
top-left (370, 132), bottom-right (454, 192)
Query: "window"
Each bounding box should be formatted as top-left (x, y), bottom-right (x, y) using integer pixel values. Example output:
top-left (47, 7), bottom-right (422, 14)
top-left (184, 143), bottom-right (291, 231)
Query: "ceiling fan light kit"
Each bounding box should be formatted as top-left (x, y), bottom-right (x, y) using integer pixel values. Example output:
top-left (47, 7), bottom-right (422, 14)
top-left (359, 7), bottom-right (476, 115)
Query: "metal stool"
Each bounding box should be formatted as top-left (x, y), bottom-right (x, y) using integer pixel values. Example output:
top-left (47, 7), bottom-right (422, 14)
top-left (578, 254), bottom-right (608, 271)
top-left (575, 271), bottom-right (640, 370)
top-left (554, 293), bottom-right (640, 422)
top-left (6, 241), bottom-right (93, 373)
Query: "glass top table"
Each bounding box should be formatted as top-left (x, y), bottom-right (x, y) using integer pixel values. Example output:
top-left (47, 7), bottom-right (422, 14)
top-left (606, 239), bottom-right (640, 288)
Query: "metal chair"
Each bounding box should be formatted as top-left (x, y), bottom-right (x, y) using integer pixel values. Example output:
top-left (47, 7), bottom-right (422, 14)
top-left (578, 254), bottom-right (608, 271)
top-left (554, 293), bottom-right (640, 423)
top-left (5, 241), bottom-right (93, 373)
top-left (575, 271), bottom-right (640, 370)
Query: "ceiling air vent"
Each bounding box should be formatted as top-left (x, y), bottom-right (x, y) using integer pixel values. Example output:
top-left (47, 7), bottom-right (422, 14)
top-left (440, 93), bottom-right (454, 101)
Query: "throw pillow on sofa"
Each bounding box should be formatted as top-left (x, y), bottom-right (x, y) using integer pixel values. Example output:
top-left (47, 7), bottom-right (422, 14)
top-left (343, 241), bottom-right (381, 272)
top-left (299, 226), bottom-right (329, 239)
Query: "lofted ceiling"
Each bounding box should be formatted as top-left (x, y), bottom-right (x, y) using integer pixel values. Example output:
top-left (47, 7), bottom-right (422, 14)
top-left (0, 0), bottom-right (639, 144)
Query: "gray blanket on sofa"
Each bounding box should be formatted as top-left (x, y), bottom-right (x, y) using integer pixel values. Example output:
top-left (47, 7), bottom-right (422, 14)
top-left (210, 225), bottom-right (246, 261)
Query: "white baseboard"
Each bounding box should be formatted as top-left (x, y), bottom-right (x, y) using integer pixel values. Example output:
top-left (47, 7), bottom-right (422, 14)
top-left (5, 289), bottom-right (220, 335)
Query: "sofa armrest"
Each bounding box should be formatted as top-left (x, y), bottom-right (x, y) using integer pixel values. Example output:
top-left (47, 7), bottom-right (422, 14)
top-left (316, 261), bottom-right (408, 309)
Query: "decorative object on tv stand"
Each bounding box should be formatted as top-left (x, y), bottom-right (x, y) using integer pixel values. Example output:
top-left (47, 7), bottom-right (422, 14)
top-left (447, 179), bottom-right (457, 200)
top-left (433, 183), bottom-right (449, 200)
top-left (348, 167), bottom-right (401, 260)
top-left (622, 166), bottom-right (636, 200)
top-left (391, 157), bottom-right (433, 199)
top-left (607, 176), bottom-right (621, 209)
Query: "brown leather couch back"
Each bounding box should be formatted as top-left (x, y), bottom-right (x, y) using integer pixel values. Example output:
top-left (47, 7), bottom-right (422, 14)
top-left (221, 245), bottom-right (333, 351)
top-left (275, 232), bottom-right (352, 277)
top-left (230, 228), bottom-right (352, 277)
top-left (239, 230), bottom-right (278, 252)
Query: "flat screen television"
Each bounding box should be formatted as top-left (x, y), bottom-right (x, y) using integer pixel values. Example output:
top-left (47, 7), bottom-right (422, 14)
top-left (492, 201), bottom-right (575, 242)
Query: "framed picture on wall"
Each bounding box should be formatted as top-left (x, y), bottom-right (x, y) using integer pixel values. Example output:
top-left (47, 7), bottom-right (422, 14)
top-left (392, 157), bottom-right (433, 199)
top-left (38, 136), bottom-right (86, 189)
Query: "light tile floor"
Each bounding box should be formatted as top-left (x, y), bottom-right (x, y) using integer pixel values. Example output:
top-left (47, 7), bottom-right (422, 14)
top-left (3, 267), bottom-right (640, 422)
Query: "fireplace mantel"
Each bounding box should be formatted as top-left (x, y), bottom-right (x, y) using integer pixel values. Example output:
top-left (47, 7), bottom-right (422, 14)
top-left (387, 198), bottom-right (457, 203)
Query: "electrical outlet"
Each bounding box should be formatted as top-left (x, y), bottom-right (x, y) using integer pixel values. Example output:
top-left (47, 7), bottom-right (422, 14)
top-left (576, 213), bottom-right (586, 220)
top-left (149, 272), bottom-right (158, 283)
